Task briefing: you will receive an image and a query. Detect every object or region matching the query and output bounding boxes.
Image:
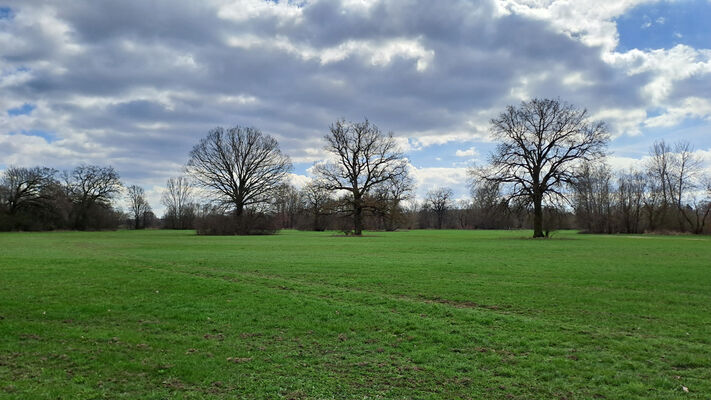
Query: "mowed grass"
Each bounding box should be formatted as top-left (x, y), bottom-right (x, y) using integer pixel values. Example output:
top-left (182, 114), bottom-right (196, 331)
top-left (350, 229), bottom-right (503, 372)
top-left (0, 230), bottom-right (710, 399)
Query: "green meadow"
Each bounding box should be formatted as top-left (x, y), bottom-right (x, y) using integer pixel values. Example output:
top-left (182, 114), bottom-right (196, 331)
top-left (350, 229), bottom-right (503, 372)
top-left (1, 229), bottom-right (710, 399)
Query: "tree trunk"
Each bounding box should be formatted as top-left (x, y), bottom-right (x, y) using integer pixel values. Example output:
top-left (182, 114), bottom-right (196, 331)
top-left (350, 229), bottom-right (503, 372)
top-left (533, 195), bottom-right (544, 238)
top-left (353, 198), bottom-right (363, 236)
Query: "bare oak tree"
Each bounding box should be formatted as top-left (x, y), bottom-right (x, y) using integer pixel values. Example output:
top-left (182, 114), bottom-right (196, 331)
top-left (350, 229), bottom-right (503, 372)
top-left (65, 164), bottom-right (122, 229)
top-left (479, 98), bottom-right (608, 238)
top-left (0, 166), bottom-right (58, 214)
top-left (187, 126), bottom-right (292, 216)
top-left (313, 119), bottom-right (409, 235)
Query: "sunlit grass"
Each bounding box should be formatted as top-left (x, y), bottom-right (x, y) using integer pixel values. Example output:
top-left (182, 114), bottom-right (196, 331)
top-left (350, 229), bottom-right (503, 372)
top-left (1, 229), bottom-right (709, 399)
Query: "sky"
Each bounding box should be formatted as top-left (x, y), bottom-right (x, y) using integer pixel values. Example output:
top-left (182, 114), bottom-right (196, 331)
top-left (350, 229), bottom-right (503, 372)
top-left (1, 0), bottom-right (710, 213)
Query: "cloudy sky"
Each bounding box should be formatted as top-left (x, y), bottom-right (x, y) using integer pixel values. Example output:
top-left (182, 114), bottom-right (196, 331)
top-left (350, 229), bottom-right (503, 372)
top-left (1, 0), bottom-right (710, 212)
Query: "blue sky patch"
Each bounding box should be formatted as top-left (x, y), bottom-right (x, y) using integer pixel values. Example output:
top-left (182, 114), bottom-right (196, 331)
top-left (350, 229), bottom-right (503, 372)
top-left (292, 162), bottom-right (312, 176)
top-left (0, 7), bottom-right (12, 20)
top-left (12, 130), bottom-right (56, 143)
top-left (407, 141), bottom-right (490, 168)
top-left (611, 117), bottom-right (711, 159)
top-left (616, 0), bottom-right (711, 51)
top-left (7, 103), bottom-right (36, 116)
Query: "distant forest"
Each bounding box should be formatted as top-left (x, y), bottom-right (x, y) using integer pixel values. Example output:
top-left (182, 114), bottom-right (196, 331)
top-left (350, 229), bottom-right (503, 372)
top-left (2, 99), bottom-right (710, 236)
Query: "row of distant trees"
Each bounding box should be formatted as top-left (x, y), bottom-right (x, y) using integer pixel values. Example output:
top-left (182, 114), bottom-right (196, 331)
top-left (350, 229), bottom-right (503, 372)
top-left (571, 141), bottom-right (711, 234)
top-left (0, 165), bottom-right (124, 231)
top-left (2, 98), bottom-right (709, 235)
top-left (0, 163), bottom-right (168, 231)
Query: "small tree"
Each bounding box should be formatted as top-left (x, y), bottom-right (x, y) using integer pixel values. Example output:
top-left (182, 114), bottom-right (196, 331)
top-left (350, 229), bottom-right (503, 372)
top-left (478, 98), bottom-right (608, 238)
top-left (313, 119), bottom-right (409, 235)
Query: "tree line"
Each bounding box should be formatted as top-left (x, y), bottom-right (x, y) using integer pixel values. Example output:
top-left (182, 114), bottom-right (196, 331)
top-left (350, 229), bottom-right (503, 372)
top-left (2, 98), bottom-right (709, 236)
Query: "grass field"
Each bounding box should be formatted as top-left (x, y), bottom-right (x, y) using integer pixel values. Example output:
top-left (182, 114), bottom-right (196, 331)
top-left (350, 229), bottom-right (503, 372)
top-left (1, 229), bottom-right (710, 399)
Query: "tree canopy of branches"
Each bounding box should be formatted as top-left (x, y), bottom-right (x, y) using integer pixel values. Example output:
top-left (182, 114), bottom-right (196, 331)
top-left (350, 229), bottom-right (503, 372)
top-left (371, 173), bottom-right (413, 231)
top-left (187, 125), bottom-right (292, 217)
top-left (272, 183), bottom-right (302, 229)
top-left (425, 187), bottom-right (453, 229)
top-left (301, 182), bottom-right (333, 231)
top-left (572, 162), bottom-right (613, 233)
top-left (161, 176), bottom-right (195, 229)
top-left (65, 164), bottom-right (122, 230)
top-left (313, 119), bottom-right (410, 235)
top-left (643, 140), bottom-right (706, 233)
top-left (479, 98), bottom-right (609, 238)
top-left (0, 166), bottom-right (58, 215)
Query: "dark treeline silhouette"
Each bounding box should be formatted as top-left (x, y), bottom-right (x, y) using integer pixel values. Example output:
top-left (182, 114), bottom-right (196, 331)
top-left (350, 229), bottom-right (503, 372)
top-left (0, 164), bottom-right (124, 231)
top-left (0, 163), bottom-right (164, 231)
top-left (3, 100), bottom-right (709, 235)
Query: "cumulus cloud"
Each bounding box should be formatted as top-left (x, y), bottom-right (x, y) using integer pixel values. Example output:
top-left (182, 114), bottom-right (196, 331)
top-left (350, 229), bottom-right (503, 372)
top-left (1, 0), bottom-right (710, 213)
top-left (455, 146), bottom-right (479, 158)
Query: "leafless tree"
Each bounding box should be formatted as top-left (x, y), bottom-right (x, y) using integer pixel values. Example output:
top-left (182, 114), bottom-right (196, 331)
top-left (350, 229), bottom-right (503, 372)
top-left (644, 140), bottom-right (673, 229)
top-left (454, 199), bottom-right (473, 229)
top-left (468, 179), bottom-right (510, 229)
top-left (161, 176), bottom-right (194, 229)
top-left (668, 141), bottom-right (703, 231)
top-left (371, 173), bottom-right (414, 231)
top-left (0, 166), bottom-right (58, 214)
top-left (187, 126), bottom-right (292, 216)
top-left (616, 169), bottom-right (646, 233)
top-left (313, 119), bottom-right (409, 235)
top-left (426, 187), bottom-right (454, 229)
top-left (572, 162), bottom-right (613, 233)
top-left (126, 185), bottom-right (151, 229)
top-left (272, 183), bottom-right (302, 229)
top-left (479, 98), bottom-right (608, 237)
top-left (64, 164), bottom-right (122, 229)
top-left (301, 182), bottom-right (333, 231)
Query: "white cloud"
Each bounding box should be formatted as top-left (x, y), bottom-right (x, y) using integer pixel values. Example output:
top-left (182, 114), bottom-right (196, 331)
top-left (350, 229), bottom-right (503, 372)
top-left (2, 0), bottom-right (711, 215)
top-left (409, 165), bottom-right (470, 194)
top-left (217, 0), bottom-right (303, 22)
top-left (227, 34), bottom-right (434, 71)
top-left (288, 173), bottom-right (312, 189)
top-left (455, 146), bottom-right (478, 157)
top-left (645, 97), bottom-right (711, 128)
top-left (495, 0), bottom-right (653, 52)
